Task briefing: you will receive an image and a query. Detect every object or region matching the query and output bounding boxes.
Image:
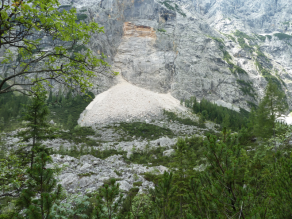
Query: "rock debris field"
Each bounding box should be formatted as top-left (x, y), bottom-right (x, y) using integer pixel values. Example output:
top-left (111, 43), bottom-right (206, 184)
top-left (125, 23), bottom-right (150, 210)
top-left (78, 79), bottom-right (185, 126)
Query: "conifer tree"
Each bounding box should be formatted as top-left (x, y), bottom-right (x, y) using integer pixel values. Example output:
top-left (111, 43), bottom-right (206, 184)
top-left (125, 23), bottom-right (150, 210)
top-left (254, 81), bottom-right (288, 138)
top-left (172, 138), bottom-right (188, 218)
top-left (201, 129), bottom-right (271, 218)
top-left (150, 171), bottom-right (178, 219)
top-left (92, 178), bottom-right (123, 219)
top-left (16, 151), bottom-right (62, 219)
top-left (67, 115), bottom-right (74, 130)
top-left (17, 84), bottom-right (55, 168)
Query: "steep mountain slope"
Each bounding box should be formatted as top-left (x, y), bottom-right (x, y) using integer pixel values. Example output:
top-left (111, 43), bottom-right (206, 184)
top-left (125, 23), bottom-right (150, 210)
top-left (2, 0), bottom-right (291, 116)
top-left (59, 0), bottom-right (292, 116)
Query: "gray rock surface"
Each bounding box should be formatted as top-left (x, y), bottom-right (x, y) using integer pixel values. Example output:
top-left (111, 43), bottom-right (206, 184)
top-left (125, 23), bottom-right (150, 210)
top-left (56, 0), bottom-right (292, 117)
top-left (50, 154), bottom-right (165, 193)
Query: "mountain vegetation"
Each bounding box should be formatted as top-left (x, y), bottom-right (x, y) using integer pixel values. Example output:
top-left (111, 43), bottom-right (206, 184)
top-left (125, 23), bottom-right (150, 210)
top-left (1, 0), bottom-right (292, 218)
top-left (1, 76), bottom-right (291, 218)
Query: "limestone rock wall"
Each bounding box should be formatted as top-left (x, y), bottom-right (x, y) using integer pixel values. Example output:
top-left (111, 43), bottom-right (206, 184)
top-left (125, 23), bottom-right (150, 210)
top-left (2, 0), bottom-right (292, 111)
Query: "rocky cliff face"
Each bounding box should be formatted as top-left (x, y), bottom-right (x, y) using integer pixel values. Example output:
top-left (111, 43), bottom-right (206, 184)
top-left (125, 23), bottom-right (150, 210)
top-left (14, 0), bottom-right (292, 111)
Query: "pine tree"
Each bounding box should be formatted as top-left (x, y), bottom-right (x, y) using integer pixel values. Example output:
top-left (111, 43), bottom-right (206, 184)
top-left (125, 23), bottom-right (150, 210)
top-left (17, 84), bottom-right (55, 168)
top-left (254, 81), bottom-right (288, 139)
top-left (16, 151), bottom-right (62, 219)
top-left (92, 178), bottom-right (123, 219)
top-left (67, 114), bottom-right (74, 130)
top-left (222, 113), bottom-right (230, 129)
top-left (200, 129), bottom-right (271, 218)
top-left (150, 171), bottom-right (178, 219)
top-left (172, 138), bottom-right (188, 218)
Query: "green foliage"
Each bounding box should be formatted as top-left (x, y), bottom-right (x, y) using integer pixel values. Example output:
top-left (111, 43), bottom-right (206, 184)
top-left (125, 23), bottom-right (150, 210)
top-left (252, 81), bottom-right (288, 139)
top-left (17, 84), bottom-right (56, 168)
top-left (56, 142), bottom-right (126, 160)
top-left (58, 5), bottom-right (72, 9)
top-left (0, 152), bottom-right (26, 202)
top-left (223, 50), bottom-right (232, 63)
top-left (133, 182), bottom-right (143, 187)
top-left (208, 35), bottom-right (225, 44)
top-left (237, 37), bottom-right (254, 51)
top-left (237, 79), bottom-right (257, 99)
top-left (233, 30), bottom-right (255, 40)
top-left (0, 82), bottom-right (30, 131)
top-left (51, 192), bottom-right (91, 219)
top-left (163, 110), bottom-right (204, 128)
top-left (255, 60), bottom-right (283, 89)
top-left (233, 30), bottom-right (254, 51)
top-left (76, 13), bottom-right (88, 21)
top-left (158, 29), bottom-right (167, 32)
top-left (160, 1), bottom-right (186, 17)
top-left (0, 0), bottom-right (110, 95)
top-left (233, 65), bottom-right (248, 74)
top-left (117, 122), bottom-right (174, 140)
top-left (222, 33), bottom-right (236, 42)
top-left (150, 171), bottom-right (179, 218)
top-left (191, 98), bottom-right (250, 131)
top-left (256, 46), bottom-right (268, 60)
top-left (47, 91), bottom-right (94, 130)
top-left (273, 33), bottom-right (292, 40)
top-left (16, 151), bottom-right (62, 218)
top-left (192, 130), bottom-right (271, 218)
top-left (91, 178), bottom-right (123, 219)
top-left (256, 34), bottom-right (267, 42)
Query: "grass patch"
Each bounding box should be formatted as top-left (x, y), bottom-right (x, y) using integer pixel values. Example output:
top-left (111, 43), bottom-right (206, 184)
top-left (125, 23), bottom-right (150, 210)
top-left (76, 14), bottom-right (88, 21)
top-left (123, 146), bottom-right (173, 167)
top-left (274, 33), bottom-right (292, 40)
top-left (233, 65), bottom-right (248, 75)
top-left (78, 172), bottom-right (95, 178)
top-left (116, 122), bottom-right (174, 140)
top-left (237, 80), bottom-right (257, 99)
top-left (237, 38), bottom-right (254, 51)
top-left (133, 181), bottom-right (143, 187)
top-left (223, 50), bottom-right (232, 63)
top-left (255, 34), bottom-right (266, 42)
top-left (233, 30), bottom-right (254, 51)
top-left (163, 110), bottom-right (203, 127)
top-left (222, 33), bottom-right (236, 42)
top-left (233, 30), bottom-right (254, 40)
top-left (158, 29), bottom-right (166, 33)
top-left (57, 126), bottom-right (98, 146)
top-left (160, 1), bottom-right (186, 17)
top-left (255, 60), bottom-right (283, 89)
top-left (208, 36), bottom-right (225, 44)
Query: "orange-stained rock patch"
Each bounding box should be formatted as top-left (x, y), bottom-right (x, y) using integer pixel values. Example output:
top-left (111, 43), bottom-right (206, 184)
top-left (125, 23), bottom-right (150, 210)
top-left (123, 22), bottom-right (156, 38)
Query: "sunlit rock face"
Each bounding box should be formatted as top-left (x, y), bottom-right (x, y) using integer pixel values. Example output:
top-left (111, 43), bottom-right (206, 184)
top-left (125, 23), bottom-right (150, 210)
top-left (56, 0), bottom-right (292, 111)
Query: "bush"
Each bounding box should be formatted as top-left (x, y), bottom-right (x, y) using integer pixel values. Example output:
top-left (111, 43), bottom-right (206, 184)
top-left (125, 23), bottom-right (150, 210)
top-left (117, 122), bottom-right (174, 140)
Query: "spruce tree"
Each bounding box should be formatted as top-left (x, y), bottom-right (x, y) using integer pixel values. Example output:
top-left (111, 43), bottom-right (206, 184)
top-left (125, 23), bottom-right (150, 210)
top-left (18, 84), bottom-right (55, 168)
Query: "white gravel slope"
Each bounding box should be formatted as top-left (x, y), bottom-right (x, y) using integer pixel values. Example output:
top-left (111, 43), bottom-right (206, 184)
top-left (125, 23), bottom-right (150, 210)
top-left (78, 79), bottom-right (185, 126)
